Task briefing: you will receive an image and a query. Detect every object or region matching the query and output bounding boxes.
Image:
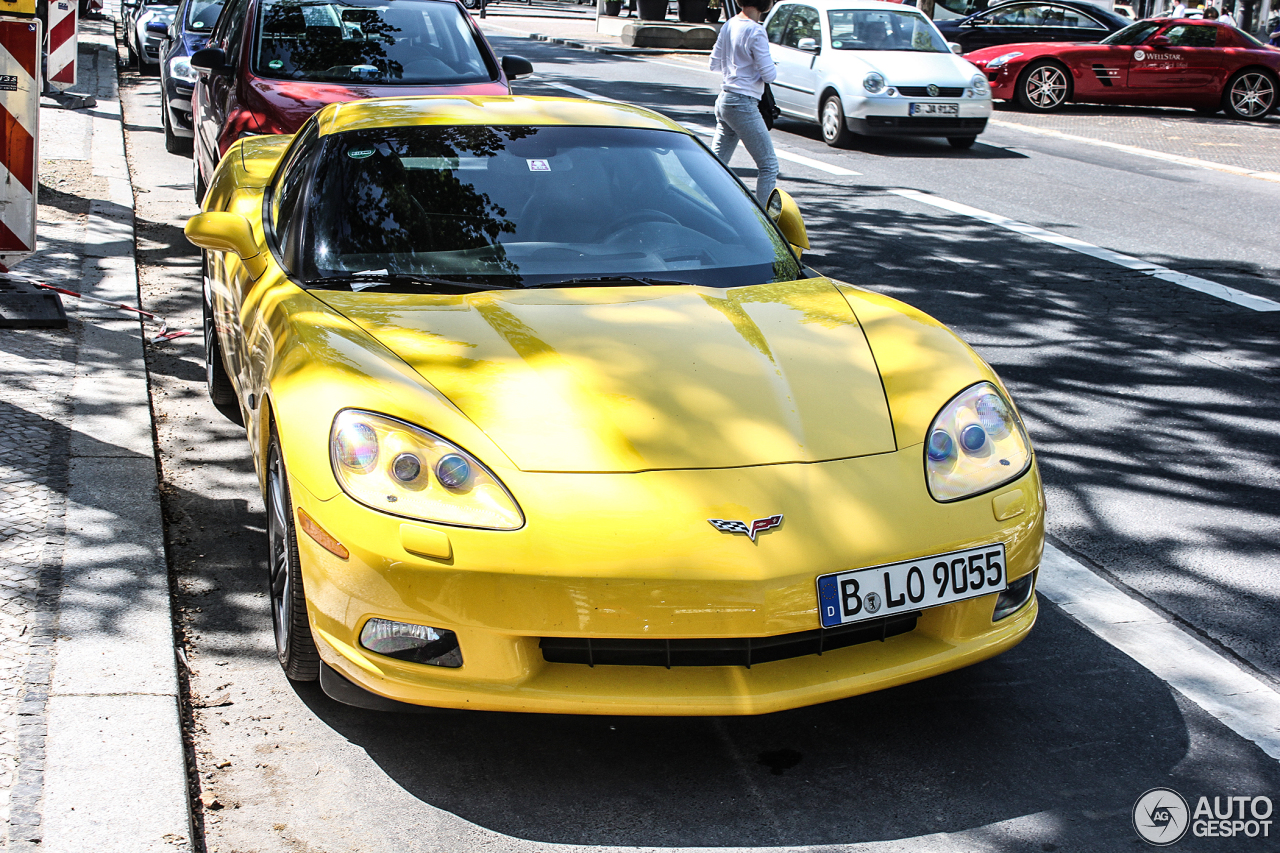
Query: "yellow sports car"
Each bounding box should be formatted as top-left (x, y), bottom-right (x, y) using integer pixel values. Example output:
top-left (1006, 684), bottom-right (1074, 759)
top-left (185, 95), bottom-right (1043, 715)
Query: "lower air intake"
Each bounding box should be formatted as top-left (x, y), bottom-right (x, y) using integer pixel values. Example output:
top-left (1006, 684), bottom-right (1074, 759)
top-left (540, 612), bottom-right (919, 668)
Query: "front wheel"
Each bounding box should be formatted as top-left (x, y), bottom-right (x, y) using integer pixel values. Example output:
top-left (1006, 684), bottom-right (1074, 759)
top-left (820, 94), bottom-right (854, 148)
top-left (193, 147), bottom-right (208, 204)
top-left (1221, 70), bottom-right (1277, 120)
top-left (266, 431), bottom-right (320, 682)
top-left (947, 135), bottom-right (977, 149)
top-left (1016, 61), bottom-right (1070, 112)
top-left (203, 259), bottom-right (242, 424)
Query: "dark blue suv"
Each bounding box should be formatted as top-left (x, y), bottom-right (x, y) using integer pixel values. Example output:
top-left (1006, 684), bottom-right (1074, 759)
top-left (160, 0), bottom-right (225, 153)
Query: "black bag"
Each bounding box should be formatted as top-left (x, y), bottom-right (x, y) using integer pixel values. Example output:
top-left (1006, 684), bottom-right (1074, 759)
top-left (759, 84), bottom-right (781, 130)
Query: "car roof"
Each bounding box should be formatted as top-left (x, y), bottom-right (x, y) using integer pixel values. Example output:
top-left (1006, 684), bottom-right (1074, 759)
top-left (313, 96), bottom-right (691, 137)
top-left (773, 0), bottom-right (930, 12)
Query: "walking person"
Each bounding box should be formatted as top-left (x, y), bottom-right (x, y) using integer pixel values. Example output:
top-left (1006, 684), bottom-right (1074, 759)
top-left (709, 0), bottom-right (779, 205)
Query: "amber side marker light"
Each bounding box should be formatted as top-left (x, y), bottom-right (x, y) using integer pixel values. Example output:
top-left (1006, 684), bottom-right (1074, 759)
top-left (297, 508), bottom-right (350, 560)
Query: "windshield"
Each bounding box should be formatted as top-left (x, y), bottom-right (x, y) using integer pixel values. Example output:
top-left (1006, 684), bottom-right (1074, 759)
top-left (186, 0), bottom-right (223, 31)
top-left (294, 125), bottom-right (802, 290)
top-left (1100, 20), bottom-right (1162, 44)
top-left (254, 0), bottom-right (494, 84)
top-left (828, 9), bottom-right (949, 52)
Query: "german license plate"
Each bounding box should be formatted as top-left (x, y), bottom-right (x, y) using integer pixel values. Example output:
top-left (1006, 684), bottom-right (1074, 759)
top-left (909, 102), bottom-right (960, 117)
top-left (817, 544), bottom-right (1006, 628)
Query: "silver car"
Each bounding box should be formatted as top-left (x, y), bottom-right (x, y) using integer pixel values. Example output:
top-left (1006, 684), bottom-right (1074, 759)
top-left (764, 0), bottom-right (993, 148)
top-left (124, 0), bottom-right (178, 71)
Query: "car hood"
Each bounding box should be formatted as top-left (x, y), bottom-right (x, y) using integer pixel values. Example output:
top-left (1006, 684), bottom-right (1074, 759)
top-left (965, 42), bottom-right (1066, 61)
top-left (313, 279), bottom-right (897, 473)
top-left (845, 51), bottom-right (979, 85)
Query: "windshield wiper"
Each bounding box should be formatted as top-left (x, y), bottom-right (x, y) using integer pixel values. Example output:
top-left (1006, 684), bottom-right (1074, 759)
top-left (525, 275), bottom-right (692, 289)
top-left (302, 272), bottom-right (514, 293)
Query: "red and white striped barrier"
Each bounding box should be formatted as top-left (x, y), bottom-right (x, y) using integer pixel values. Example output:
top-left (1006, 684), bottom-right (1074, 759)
top-left (0, 17), bottom-right (39, 272)
top-left (33, 282), bottom-right (196, 343)
top-left (46, 0), bottom-right (76, 90)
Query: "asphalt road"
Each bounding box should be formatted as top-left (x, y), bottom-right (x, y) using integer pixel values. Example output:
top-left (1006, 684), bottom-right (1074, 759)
top-left (120, 36), bottom-right (1280, 853)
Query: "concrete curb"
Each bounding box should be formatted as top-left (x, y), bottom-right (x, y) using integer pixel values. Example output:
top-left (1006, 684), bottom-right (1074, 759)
top-left (32, 18), bottom-right (194, 853)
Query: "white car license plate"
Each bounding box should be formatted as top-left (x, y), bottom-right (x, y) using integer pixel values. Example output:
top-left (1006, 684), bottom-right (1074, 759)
top-left (909, 102), bottom-right (960, 117)
top-left (817, 544), bottom-right (1006, 628)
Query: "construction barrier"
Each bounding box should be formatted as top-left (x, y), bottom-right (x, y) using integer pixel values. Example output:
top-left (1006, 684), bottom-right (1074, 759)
top-left (0, 16), bottom-right (39, 271)
top-left (46, 0), bottom-right (75, 90)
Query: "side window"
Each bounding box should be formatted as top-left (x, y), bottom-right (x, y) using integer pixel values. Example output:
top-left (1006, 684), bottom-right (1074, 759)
top-left (987, 4), bottom-right (1041, 26)
top-left (1162, 24), bottom-right (1218, 47)
top-left (1061, 10), bottom-right (1106, 29)
top-left (765, 6), bottom-right (793, 44)
top-left (780, 5), bottom-right (821, 48)
top-left (217, 0), bottom-right (250, 66)
top-left (271, 123), bottom-right (321, 261)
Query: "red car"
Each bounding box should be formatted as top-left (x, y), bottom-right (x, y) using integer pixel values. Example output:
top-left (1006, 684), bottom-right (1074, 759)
top-left (189, 0), bottom-right (531, 202)
top-left (967, 18), bottom-right (1279, 120)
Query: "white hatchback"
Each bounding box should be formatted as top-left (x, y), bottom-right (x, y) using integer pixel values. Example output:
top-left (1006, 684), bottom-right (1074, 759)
top-left (764, 0), bottom-right (993, 148)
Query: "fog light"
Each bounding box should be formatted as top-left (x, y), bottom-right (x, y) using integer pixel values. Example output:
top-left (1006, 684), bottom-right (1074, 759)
top-left (993, 570), bottom-right (1036, 621)
top-left (359, 618), bottom-right (462, 667)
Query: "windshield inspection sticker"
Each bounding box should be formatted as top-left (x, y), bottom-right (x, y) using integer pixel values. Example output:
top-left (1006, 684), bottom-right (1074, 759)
top-left (347, 148), bottom-right (375, 160)
top-left (268, 59), bottom-right (284, 69)
top-left (527, 159), bottom-right (550, 172)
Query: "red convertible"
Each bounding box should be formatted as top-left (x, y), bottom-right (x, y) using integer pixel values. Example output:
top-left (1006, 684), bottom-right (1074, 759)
top-left (967, 19), bottom-right (1280, 119)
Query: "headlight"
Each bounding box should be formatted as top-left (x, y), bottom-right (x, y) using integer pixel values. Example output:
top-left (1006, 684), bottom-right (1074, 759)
top-left (987, 51), bottom-right (1023, 69)
top-left (330, 410), bottom-right (523, 529)
top-left (925, 383), bottom-right (1031, 502)
top-left (970, 73), bottom-right (990, 96)
top-left (863, 72), bottom-right (886, 94)
top-left (169, 56), bottom-right (196, 84)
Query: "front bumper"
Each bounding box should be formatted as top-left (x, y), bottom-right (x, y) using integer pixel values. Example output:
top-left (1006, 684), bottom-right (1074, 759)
top-left (165, 79), bottom-right (195, 135)
top-left (291, 446), bottom-right (1044, 715)
top-left (845, 93), bottom-right (993, 138)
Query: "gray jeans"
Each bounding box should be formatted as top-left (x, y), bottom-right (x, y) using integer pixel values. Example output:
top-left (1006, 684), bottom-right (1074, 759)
top-left (712, 91), bottom-right (779, 205)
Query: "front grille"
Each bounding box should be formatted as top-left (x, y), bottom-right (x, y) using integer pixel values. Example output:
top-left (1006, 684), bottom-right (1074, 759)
top-left (540, 611), bottom-right (919, 668)
top-left (867, 116), bottom-right (987, 129)
top-left (897, 86), bottom-right (964, 97)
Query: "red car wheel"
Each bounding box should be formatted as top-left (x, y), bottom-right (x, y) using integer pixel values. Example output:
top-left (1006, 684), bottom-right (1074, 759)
top-left (1016, 61), bottom-right (1071, 113)
top-left (1221, 69), bottom-right (1277, 120)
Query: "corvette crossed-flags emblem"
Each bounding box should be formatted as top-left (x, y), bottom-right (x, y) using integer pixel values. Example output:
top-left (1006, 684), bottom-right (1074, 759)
top-left (708, 514), bottom-right (784, 542)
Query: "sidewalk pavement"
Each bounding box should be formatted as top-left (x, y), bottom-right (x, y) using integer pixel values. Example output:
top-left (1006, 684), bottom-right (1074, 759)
top-left (477, 0), bottom-right (717, 54)
top-left (1, 15), bottom-right (191, 853)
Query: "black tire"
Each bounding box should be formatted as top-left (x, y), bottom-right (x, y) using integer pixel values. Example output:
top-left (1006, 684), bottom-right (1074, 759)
top-left (203, 266), bottom-right (242, 424)
top-left (193, 148), bottom-right (208, 204)
top-left (820, 94), bottom-right (854, 148)
top-left (163, 105), bottom-right (192, 155)
top-left (947, 135), bottom-right (977, 149)
top-left (266, 430), bottom-right (320, 682)
top-left (1016, 60), bottom-right (1070, 112)
top-left (126, 40), bottom-right (139, 68)
top-left (1221, 69), bottom-right (1277, 120)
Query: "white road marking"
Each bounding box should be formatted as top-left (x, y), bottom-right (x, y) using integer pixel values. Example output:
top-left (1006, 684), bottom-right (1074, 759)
top-left (893, 188), bottom-right (1280, 313)
top-left (537, 79), bottom-right (618, 101)
top-left (991, 118), bottom-right (1280, 186)
top-left (1038, 544), bottom-right (1280, 762)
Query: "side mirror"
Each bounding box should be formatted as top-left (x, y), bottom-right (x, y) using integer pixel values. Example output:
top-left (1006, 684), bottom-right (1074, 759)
top-left (766, 189), bottom-right (809, 254)
top-left (185, 212), bottom-right (266, 278)
top-left (501, 55), bottom-right (533, 79)
top-left (949, 41), bottom-right (964, 54)
top-left (191, 46), bottom-right (230, 74)
top-left (797, 37), bottom-right (819, 52)
top-left (146, 20), bottom-right (169, 33)
top-left (1149, 35), bottom-right (1171, 46)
